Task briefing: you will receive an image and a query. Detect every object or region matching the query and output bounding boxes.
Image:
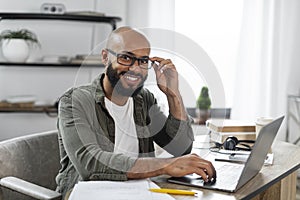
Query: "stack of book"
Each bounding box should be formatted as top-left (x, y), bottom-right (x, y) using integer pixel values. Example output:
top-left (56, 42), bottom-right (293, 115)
top-left (0, 95), bottom-right (36, 108)
top-left (70, 54), bottom-right (102, 65)
top-left (206, 119), bottom-right (256, 143)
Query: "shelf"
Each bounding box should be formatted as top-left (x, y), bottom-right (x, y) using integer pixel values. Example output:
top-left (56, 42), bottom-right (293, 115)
top-left (0, 104), bottom-right (57, 114)
top-left (0, 62), bottom-right (105, 68)
top-left (0, 12), bottom-right (115, 116)
top-left (0, 12), bottom-right (121, 29)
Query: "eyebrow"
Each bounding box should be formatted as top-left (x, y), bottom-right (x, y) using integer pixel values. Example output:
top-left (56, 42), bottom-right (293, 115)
top-left (121, 51), bottom-right (149, 59)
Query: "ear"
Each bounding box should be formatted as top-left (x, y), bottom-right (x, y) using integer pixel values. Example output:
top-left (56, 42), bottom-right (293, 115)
top-left (101, 49), bottom-right (108, 65)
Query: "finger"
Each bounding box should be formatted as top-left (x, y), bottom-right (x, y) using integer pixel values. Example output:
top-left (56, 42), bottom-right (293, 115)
top-left (159, 64), bottom-right (168, 74)
top-left (158, 59), bottom-right (172, 66)
top-left (151, 61), bottom-right (159, 72)
top-left (194, 168), bottom-right (210, 182)
top-left (152, 63), bottom-right (164, 77)
top-left (157, 59), bottom-right (172, 70)
top-left (150, 57), bottom-right (173, 70)
top-left (191, 159), bottom-right (216, 180)
top-left (199, 161), bottom-right (217, 180)
top-left (150, 57), bottom-right (164, 62)
top-left (159, 63), bottom-right (176, 74)
top-left (153, 63), bottom-right (169, 74)
top-left (188, 155), bottom-right (214, 179)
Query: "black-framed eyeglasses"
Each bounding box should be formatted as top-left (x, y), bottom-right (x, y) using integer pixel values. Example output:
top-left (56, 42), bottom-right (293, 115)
top-left (106, 49), bottom-right (152, 69)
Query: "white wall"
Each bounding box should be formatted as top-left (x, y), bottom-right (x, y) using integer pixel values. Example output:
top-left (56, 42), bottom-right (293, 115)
top-left (0, 0), bottom-right (127, 140)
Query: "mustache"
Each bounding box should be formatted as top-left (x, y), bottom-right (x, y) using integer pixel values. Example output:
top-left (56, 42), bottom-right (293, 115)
top-left (119, 71), bottom-right (143, 79)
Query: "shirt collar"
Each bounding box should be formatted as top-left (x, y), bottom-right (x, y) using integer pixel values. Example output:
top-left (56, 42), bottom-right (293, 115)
top-left (92, 73), bottom-right (144, 106)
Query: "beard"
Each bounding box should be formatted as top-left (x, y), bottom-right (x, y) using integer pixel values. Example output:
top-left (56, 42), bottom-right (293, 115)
top-left (106, 62), bottom-right (147, 97)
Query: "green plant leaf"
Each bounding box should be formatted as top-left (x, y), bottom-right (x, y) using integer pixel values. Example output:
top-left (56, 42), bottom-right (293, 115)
top-left (0, 29), bottom-right (39, 46)
top-left (196, 86), bottom-right (211, 110)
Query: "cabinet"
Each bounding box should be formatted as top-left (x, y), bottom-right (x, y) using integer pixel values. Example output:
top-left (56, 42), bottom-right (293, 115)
top-left (0, 12), bottom-right (121, 113)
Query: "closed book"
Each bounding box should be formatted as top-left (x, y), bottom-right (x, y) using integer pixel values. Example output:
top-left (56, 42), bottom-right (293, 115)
top-left (206, 119), bottom-right (255, 132)
top-left (69, 59), bottom-right (101, 65)
top-left (209, 130), bottom-right (256, 143)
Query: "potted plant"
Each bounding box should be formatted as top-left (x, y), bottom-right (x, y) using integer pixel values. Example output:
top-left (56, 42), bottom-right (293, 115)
top-left (0, 29), bottom-right (39, 62)
top-left (196, 86), bottom-right (211, 124)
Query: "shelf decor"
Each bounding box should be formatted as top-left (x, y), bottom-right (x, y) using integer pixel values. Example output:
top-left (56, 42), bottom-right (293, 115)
top-left (0, 29), bottom-right (39, 62)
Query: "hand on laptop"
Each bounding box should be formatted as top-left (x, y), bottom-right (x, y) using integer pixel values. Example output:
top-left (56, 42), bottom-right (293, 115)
top-left (164, 153), bottom-right (216, 182)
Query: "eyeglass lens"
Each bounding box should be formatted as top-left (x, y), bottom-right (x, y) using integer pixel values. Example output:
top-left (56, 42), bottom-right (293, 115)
top-left (117, 54), bottom-right (151, 69)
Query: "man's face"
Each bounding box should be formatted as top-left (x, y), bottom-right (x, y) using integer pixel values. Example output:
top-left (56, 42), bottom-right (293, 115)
top-left (104, 29), bottom-right (151, 97)
top-left (106, 60), bottom-right (148, 97)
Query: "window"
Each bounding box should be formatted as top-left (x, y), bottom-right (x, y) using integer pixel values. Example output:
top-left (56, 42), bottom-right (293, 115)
top-left (174, 0), bottom-right (244, 107)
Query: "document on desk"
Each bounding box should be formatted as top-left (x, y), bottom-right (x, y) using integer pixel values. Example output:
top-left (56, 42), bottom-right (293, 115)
top-left (214, 153), bottom-right (274, 165)
top-left (69, 179), bottom-right (175, 200)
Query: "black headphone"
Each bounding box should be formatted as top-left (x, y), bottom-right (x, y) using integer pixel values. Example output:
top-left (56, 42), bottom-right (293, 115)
top-left (217, 136), bottom-right (255, 151)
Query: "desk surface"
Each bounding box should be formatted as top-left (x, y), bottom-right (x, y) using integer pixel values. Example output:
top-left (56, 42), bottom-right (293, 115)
top-left (153, 140), bottom-right (300, 200)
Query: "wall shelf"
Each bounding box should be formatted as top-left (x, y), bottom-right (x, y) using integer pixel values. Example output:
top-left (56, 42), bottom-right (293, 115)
top-left (0, 104), bottom-right (57, 116)
top-left (0, 12), bottom-right (118, 114)
top-left (0, 12), bottom-right (117, 68)
top-left (0, 62), bottom-right (105, 68)
top-left (0, 12), bottom-right (121, 29)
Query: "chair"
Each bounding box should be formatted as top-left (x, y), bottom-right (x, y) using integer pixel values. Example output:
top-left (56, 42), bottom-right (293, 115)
top-left (0, 130), bottom-right (61, 200)
top-left (210, 108), bottom-right (231, 119)
top-left (186, 107), bottom-right (231, 124)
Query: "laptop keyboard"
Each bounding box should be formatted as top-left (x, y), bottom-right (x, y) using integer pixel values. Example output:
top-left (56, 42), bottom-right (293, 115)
top-left (215, 164), bottom-right (244, 186)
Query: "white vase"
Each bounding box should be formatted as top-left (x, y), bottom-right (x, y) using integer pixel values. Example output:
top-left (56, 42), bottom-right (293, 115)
top-left (2, 39), bottom-right (30, 62)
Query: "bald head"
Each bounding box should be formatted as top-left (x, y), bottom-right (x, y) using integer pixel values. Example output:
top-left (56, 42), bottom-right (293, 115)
top-left (106, 26), bottom-right (150, 53)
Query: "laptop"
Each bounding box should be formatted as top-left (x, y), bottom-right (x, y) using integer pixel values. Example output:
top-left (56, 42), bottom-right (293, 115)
top-left (168, 116), bottom-right (284, 192)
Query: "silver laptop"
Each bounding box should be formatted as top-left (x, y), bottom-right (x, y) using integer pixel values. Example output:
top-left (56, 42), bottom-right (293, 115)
top-left (168, 116), bottom-right (284, 192)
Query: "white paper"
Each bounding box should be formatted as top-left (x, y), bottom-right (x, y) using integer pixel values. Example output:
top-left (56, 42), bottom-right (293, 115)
top-left (69, 179), bottom-right (174, 200)
top-left (218, 153), bottom-right (274, 165)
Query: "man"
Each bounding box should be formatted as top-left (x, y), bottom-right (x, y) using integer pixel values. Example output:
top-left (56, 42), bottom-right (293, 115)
top-left (56, 26), bottom-right (216, 197)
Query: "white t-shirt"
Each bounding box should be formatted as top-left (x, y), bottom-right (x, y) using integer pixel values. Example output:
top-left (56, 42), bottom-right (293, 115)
top-left (104, 97), bottom-right (139, 158)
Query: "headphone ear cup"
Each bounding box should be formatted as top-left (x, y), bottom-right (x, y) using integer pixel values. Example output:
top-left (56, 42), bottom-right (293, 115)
top-left (223, 136), bottom-right (239, 150)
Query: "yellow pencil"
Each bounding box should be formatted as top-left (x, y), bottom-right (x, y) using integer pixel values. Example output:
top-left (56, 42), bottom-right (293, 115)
top-left (149, 188), bottom-right (196, 195)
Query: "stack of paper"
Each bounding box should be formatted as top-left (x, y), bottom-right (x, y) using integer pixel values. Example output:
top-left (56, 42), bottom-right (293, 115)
top-left (69, 179), bottom-right (174, 200)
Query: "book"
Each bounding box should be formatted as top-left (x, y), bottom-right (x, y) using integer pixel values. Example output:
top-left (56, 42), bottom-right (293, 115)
top-left (74, 54), bottom-right (101, 60)
top-left (209, 130), bottom-right (256, 144)
top-left (69, 59), bottom-right (101, 65)
top-left (69, 54), bottom-right (102, 65)
top-left (5, 95), bottom-right (36, 104)
top-left (206, 119), bottom-right (256, 133)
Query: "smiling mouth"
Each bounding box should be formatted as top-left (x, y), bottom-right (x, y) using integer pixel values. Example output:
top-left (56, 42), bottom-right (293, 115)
top-left (122, 73), bottom-right (143, 84)
top-left (124, 74), bottom-right (140, 81)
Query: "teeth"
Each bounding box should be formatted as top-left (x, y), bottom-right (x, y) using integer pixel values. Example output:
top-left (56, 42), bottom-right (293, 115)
top-left (124, 75), bottom-right (138, 81)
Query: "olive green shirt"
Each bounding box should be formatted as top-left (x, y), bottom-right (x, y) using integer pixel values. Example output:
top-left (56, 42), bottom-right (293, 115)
top-left (55, 74), bottom-right (194, 197)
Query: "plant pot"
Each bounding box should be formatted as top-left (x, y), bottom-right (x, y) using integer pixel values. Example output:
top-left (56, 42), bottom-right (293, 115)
top-left (2, 39), bottom-right (30, 62)
top-left (196, 108), bottom-right (211, 125)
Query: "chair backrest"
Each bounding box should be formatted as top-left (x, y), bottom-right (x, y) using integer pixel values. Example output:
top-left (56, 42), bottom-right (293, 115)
top-left (186, 107), bottom-right (231, 119)
top-left (210, 108), bottom-right (231, 119)
top-left (0, 130), bottom-right (60, 198)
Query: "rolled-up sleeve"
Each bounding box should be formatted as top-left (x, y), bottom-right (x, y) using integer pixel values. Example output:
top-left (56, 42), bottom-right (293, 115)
top-left (58, 89), bottom-right (137, 181)
top-left (146, 91), bottom-right (194, 157)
